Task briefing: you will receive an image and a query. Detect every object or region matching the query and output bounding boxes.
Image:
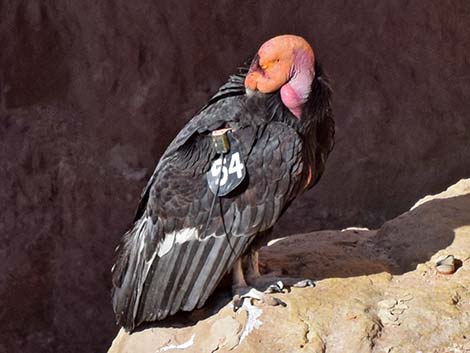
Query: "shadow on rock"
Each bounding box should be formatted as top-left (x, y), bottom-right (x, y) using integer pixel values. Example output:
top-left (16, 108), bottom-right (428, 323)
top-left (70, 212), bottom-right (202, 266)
top-left (136, 192), bottom-right (470, 333)
top-left (262, 194), bottom-right (470, 280)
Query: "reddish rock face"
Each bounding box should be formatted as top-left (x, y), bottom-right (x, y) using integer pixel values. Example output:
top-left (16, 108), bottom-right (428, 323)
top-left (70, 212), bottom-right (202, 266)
top-left (1, 1), bottom-right (470, 353)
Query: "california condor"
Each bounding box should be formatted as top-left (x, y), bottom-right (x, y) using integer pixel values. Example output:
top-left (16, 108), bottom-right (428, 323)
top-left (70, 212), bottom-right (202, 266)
top-left (111, 34), bottom-right (335, 331)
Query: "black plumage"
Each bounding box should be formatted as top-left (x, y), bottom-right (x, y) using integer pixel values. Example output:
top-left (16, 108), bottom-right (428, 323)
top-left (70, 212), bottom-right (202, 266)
top-left (111, 59), bottom-right (334, 332)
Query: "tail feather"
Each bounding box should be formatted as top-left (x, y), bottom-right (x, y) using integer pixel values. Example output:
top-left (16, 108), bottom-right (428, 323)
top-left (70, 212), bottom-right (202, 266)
top-left (111, 214), bottom-right (256, 332)
top-left (111, 216), bottom-right (159, 331)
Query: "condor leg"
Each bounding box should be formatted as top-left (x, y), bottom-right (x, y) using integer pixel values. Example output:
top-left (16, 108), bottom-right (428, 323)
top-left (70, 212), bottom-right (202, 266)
top-left (244, 239), bottom-right (315, 293)
top-left (231, 257), bottom-right (285, 311)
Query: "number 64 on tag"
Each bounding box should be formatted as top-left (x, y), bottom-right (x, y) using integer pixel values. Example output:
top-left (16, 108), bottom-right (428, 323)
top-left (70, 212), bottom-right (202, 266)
top-left (207, 151), bottom-right (246, 196)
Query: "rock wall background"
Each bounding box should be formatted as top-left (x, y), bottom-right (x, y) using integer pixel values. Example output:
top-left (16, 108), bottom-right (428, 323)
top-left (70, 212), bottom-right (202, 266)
top-left (1, 1), bottom-right (469, 352)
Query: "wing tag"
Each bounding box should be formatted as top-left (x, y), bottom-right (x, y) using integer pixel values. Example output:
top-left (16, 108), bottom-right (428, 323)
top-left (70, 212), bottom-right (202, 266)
top-left (207, 132), bottom-right (246, 196)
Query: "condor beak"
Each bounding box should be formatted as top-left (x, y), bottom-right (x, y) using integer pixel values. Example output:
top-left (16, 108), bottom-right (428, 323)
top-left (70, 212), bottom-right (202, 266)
top-left (249, 53), bottom-right (260, 70)
top-left (245, 54), bottom-right (261, 95)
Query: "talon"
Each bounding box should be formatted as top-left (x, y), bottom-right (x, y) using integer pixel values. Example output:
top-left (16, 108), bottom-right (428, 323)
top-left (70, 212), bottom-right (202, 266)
top-left (293, 279), bottom-right (315, 288)
top-left (257, 293), bottom-right (286, 307)
top-left (233, 294), bottom-right (243, 311)
top-left (274, 297), bottom-right (287, 307)
top-left (232, 287), bottom-right (287, 308)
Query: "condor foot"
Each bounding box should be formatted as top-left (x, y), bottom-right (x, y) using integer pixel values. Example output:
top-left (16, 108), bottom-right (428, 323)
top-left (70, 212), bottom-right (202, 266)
top-left (248, 274), bottom-right (316, 293)
top-left (232, 286), bottom-right (287, 311)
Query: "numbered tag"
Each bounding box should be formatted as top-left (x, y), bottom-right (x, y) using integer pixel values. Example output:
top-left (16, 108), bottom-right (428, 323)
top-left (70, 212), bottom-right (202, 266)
top-left (207, 133), bottom-right (246, 196)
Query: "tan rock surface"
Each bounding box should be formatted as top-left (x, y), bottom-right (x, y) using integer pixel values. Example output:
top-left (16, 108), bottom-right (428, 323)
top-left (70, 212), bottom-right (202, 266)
top-left (108, 180), bottom-right (470, 353)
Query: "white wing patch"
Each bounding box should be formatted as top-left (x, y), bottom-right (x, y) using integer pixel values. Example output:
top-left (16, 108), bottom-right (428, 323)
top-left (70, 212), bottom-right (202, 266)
top-left (158, 228), bottom-right (198, 257)
top-left (156, 204), bottom-right (248, 257)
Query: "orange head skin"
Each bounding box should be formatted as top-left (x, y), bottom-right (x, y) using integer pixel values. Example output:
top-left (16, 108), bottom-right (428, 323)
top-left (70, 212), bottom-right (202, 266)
top-left (245, 35), bottom-right (315, 99)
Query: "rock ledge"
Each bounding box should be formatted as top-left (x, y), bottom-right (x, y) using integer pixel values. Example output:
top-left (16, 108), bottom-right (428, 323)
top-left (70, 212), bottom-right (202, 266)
top-left (108, 180), bottom-right (470, 353)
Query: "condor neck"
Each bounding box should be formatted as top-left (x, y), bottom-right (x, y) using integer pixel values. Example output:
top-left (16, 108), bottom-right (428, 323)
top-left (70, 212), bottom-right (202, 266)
top-left (280, 52), bottom-right (315, 119)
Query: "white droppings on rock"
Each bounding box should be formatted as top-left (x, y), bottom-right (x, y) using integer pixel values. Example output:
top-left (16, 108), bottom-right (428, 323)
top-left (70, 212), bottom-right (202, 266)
top-left (239, 301), bottom-right (263, 343)
top-left (378, 299), bottom-right (397, 309)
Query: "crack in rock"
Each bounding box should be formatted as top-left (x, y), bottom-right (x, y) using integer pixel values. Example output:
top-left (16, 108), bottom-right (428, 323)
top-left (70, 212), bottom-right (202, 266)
top-left (299, 316), bottom-right (311, 345)
top-left (157, 334), bottom-right (195, 352)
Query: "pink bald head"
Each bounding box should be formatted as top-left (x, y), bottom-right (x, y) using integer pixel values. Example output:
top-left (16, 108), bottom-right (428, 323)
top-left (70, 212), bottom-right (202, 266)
top-left (245, 35), bottom-right (315, 118)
